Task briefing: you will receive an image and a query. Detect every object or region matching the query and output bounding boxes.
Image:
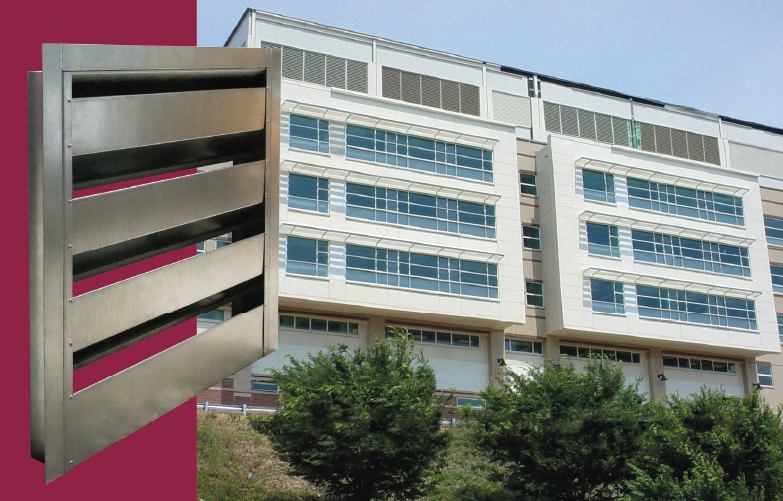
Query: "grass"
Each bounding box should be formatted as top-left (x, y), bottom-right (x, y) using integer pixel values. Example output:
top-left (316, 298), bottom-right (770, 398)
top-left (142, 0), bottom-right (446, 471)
top-left (197, 412), bottom-right (511, 501)
top-left (197, 411), bottom-right (324, 501)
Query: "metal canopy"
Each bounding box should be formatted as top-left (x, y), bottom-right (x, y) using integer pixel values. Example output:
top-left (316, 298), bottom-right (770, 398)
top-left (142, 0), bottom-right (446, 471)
top-left (29, 44), bottom-right (280, 483)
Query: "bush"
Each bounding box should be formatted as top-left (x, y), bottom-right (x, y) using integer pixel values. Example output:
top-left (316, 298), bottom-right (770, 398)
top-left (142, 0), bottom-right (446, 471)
top-left (628, 389), bottom-right (783, 501)
top-left (266, 329), bottom-right (447, 500)
top-left (473, 358), bottom-right (647, 501)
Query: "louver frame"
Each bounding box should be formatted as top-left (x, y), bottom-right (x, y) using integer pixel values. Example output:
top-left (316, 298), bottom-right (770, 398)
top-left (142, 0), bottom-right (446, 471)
top-left (29, 44), bottom-right (280, 483)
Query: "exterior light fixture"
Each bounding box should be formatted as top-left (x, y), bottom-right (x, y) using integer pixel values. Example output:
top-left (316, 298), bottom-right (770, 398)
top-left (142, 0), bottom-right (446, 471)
top-left (657, 374), bottom-right (668, 382)
top-left (497, 358), bottom-right (507, 366)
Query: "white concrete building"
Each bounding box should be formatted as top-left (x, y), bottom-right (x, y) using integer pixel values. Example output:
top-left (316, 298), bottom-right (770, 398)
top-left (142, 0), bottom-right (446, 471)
top-left (198, 9), bottom-right (783, 408)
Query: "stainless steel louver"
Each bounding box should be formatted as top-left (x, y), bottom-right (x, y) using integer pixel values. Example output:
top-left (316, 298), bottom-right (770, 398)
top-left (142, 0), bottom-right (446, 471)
top-left (578, 108), bottom-right (597, 141)
top-left (491, 91), bottom-right (532, 127)
top-left (264, 41), bottom-right (367, 93)
top-left (542, 101), bottom-right (720, 165)
top-left (382, 66), bottom-right (401, 100)
top-left (381, 67), bottom-right (480, 116)
top-left (543, 101), bottom-right (562, 133)
top-left (346, 59), bottom-right (368, 93)
top-left (29, 44), bottom-right (280, 483)
top-left (440, 78), bottom-right (461, 113)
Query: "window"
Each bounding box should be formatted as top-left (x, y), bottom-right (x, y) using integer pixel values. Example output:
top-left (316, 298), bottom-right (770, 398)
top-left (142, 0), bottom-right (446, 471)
top-left (560, 344), bottom-right (640, 363)
top-left (346, 183), bottom-right (495, 238)
top-left (279, 314), bottom-right (359, 335)
top-left (772, 264), bottom-right (783, 294)
top-left (288, 173), bottom-right (328, 213)
top-left (586, 223), bottom-right (619, 258)
top-left (455, 397), bottom-right (485, 408)
top-left (590, 279), bottom-right (624, 314)
top-left (286, 236), bottom-right (328, 277)
top-left (631, 230), bottom-right (750, 277)
top-left (198, 310), bottom-right (224, 322)
top-left (522, 225), bottom-right (541, 250)
top-left (627, 177), bottom-right (744, 226)
top-left (347, 245), bottom-right (498, 298)
top-left (636, 286), bottom-right (757, 330)
top-left (385, 326), bottom-right (481, 348)
top-left (345, 124), bottom-right (493, 182)
top-left (525, 281), bottom-right (544, 307)
top-left (583, 169), bottom-right (615, 203)
top-left (250, 381), bottom-right (280, 393)
top-left (289, 114), bottom-right (329, 153)
top-left (663, 355), bottom-right (736, 374)
top-left (765, 217), bottom-right (783, 247)
top-left (216, 240), bottom-right (230, 249)
top-left (196, 241), bottom-right (205, 254)
top-left (778, 314), bottom-right (783, 343)
top-left (758, 364), bottom-right (774, 387)
top-left (505, 339), bottom-right (543, 354)
top-left (519, 172), bottom-right (537, 196)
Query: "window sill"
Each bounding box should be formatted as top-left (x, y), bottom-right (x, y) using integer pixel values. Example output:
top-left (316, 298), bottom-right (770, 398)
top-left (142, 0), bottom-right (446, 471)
top-left (287, 146), bottom-right (332, 158)
top-left (344, 215), bottom-right (496, 242)
top-left (286, 206), bottom-right (330, 217)
top-left (280, 327), bottom-right (360, 338)
top-left (583, 198), bottom-right (617, 208)
top-left (588, 253), bottom-right (622, 261)
top-left (661, 366), bottom-right (739, 376)
top-left (631, 260), bottom-right (754, 282)
top-left (285, 272), bottom-right (330, 281)
top-left (345, 279), bottom-right (501, 303)
top-left (591, 310), bottom-right (627, 317)
top-left (611, 144), bottom-right (723, 169)
top-left (627, 205), bottom-right (745, 231)
top-left (344, 155), bottom-right (496, 187)
top-left (637, 314), bottom-right (759, 334)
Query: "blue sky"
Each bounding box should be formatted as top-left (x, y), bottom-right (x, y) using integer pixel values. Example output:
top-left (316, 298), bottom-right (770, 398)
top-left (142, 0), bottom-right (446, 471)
top-left (197, 0), bottom-right (783, 129)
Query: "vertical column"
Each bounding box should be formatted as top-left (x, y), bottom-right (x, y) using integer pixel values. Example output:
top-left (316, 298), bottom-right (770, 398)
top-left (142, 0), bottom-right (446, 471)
top-left (366, 315), bottom-right (385, 347)
top-left (544, 334), bottom-right (560, 360)
top-left (648, 349), bottom-right (666, 400)
top-left (488, 330), bottom-right (505, 386)
top-left (743, 358), bottom-right (759, 396)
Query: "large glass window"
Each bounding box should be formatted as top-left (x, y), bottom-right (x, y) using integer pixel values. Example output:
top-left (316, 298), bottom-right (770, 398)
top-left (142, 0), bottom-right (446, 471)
top-left (279, 314), bottom-right (359, 335)
top-left (663, 355), bottom-right (736, 374)
top-left (583, 169), bottom-right (615, 203)
top-left (627, 177), bottom-right (744, 226)
top-left (288, 173), bottom-right (328, 213)
top-left (346, 245), bottom-right (498, 298)
top-left (560, 344), bottom-right (640, 363)
top-left (522, 225), bottom-right (541, 250)
top-left (758, 364), bottom-right (774, 387)
top-left (345, 124), bottom-right (493, 182)
top-left (636, 286), bottom-right (757, 330)
top-left (386, 326), bottom-right (481, 348)
top-left (505, 339), bottom-right (543, 354)
top-left (525, 281), bottom-right (544, 307)
top-left (286, 236), bottom-right (328, 277)
top-left (345, 183), bottom-right (495, 238)
top-left (765, 217), bottom-right (783, 247)
top-left (631, 230), bottom-right (750, 277)
top-left (587, 223), bottom-right (619, 257)
top-left (771, 264), bottom-right (783, 294)
top-left (519, 173), bottom-right (537, 196)
top-left (590, 279), bottom-right (624, 314)
top-left (289, 114), bottom-right (329, 153)
top-left (778, 314), bottom-right (783, 343)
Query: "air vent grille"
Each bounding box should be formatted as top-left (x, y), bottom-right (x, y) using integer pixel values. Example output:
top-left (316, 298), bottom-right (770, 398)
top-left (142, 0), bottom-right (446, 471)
top-left (381, 67), bottom-right (480, 116)
top-left (262, 41), bottom-right (367, 94)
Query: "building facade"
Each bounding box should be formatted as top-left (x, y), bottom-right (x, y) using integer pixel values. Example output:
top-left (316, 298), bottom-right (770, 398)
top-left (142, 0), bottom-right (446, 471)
top-left (197, 9), bottom-right (783, 409)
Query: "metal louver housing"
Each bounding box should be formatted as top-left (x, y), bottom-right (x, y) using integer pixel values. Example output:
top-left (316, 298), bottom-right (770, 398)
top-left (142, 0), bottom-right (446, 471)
top-left (29, 44), bottom-right (280, 483)
top-left (381, 67), bottom-right (480, 116)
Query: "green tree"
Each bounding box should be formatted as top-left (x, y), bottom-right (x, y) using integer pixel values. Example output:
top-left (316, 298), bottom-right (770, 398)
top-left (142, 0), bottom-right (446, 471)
top-left (473, 358), bottom-right (647, 501)
top-left (265, 329), bottom-right (447, 500)
top-left (628, 388), bottom-right (783, 501)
